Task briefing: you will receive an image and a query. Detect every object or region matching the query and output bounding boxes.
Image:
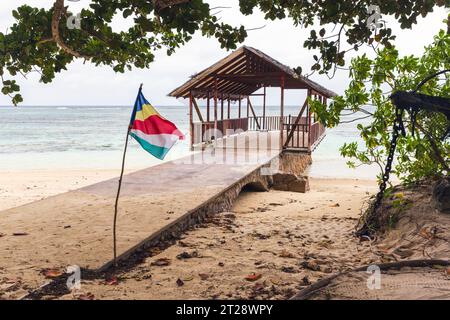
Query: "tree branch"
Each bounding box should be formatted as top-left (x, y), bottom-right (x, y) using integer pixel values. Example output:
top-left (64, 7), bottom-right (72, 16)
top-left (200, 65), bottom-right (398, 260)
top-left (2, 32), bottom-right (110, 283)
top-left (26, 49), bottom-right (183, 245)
top-left (51, 0), bottom-right (91, 59)
top-left (154, 0), bottom-right (191, 10)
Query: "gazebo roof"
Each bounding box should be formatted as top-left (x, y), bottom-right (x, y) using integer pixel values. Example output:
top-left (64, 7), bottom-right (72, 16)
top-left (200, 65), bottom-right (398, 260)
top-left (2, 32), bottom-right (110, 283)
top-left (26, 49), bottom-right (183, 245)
top-left (168, 46), bottom-right (337, 100)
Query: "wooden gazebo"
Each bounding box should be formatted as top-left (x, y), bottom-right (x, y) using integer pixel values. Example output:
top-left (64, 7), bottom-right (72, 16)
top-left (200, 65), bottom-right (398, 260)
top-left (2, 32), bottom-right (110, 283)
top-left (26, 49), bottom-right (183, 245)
top-left (169, 46), bottom-right (336, 152)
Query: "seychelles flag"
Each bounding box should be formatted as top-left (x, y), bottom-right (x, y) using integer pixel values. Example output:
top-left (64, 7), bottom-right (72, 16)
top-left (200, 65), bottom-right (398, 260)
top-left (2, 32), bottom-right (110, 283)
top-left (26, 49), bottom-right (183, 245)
top-left (129, 88), bottom-right (184, 160)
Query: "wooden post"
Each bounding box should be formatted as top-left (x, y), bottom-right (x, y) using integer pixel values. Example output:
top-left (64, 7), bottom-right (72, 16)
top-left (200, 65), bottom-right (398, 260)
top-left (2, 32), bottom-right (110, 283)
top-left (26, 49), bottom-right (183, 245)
top-left (207, 92), bottom-right (210, 122)
top-left (246, 96), bottom-right (250, 118)
top-left (248, 98), bottom-right (261, 130)
top-left (221, 94), bottom-right (224, 121)
top-left (227, 95), bottom-right (231, 119)
top-left (238, 95), bottom-right (241, 118)
top-left (263, 86), bottom-right (266, 130)
top-left (280, 76), bottom-right (285, 150)
top-left (214, 78), bottom-right (218, 140)
top-left (189, 91), bottom-right (194, 149)
top-left (308, 89), bottom-right (312, 152)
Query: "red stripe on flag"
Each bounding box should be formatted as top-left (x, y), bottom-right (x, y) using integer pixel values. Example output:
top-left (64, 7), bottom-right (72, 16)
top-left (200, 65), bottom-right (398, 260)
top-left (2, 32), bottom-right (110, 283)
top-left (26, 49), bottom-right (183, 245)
top-left (132, 115), bottom-right (184, 139)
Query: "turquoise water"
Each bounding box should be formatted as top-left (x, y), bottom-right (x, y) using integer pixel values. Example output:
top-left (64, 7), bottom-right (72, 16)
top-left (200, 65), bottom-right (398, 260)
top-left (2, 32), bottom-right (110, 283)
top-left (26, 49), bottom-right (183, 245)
top-left (0, 105), bottom-right (379, 179)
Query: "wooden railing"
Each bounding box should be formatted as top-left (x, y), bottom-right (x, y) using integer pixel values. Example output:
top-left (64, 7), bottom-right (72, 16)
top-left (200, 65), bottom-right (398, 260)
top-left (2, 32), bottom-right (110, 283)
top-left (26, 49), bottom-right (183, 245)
top-left (192, 115), bottom-right (325, 151)
top-left (193, 118), bottom-right (249, 144)
top-left (309, 121), bottom-right (326, 150)
top-left (282, 120), bottom-right (325, 150)
top-left (283, 123), bottom-right (308, 149)
top-left (249, 116), bottom-right (289, 131)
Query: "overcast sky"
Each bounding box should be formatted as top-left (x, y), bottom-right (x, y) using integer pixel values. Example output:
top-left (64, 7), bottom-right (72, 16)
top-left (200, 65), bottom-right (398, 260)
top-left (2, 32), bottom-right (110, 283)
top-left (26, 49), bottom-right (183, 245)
top-left (0, 1), bottom-right (447, 106)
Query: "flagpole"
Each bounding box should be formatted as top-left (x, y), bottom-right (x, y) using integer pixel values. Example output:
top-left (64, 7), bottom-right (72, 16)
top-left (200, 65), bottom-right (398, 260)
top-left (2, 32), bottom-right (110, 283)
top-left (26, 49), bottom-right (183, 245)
top-left (113, 83), bottom-right (143, 268)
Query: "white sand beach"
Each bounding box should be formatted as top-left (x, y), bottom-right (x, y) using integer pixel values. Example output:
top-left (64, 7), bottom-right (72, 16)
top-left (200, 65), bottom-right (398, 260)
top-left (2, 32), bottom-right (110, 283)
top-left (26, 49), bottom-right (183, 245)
top-left (0, 169), bottom-right (130, 211)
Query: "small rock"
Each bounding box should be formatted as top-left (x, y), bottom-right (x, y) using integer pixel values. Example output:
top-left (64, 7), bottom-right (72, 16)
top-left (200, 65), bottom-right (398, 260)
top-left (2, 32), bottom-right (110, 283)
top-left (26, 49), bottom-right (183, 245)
top-left (176, 278), bottom-right (184, 287)
top-left (301, 276), bottom-right (311, 285)
top-left (300, 260), bottom-right (321, 271)
top-left (176, 251), bottom-right (199, 260)
top-left (281, 266), bottom-right (296, 273)
top-left (323, 267), bottom-right (333, 274)
top-left (151, 258), bottom-right (171, 266)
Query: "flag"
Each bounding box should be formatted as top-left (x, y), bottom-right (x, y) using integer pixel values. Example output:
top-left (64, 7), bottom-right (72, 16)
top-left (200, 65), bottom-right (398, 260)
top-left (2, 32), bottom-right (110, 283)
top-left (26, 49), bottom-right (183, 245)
top-left (129, 89), bottom-right (184, 160)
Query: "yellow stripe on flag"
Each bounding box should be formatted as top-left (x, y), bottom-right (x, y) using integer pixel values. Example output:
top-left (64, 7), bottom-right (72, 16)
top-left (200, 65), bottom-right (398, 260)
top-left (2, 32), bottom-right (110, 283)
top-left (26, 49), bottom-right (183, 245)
top-left (134, 104), bottom-right (160, 121)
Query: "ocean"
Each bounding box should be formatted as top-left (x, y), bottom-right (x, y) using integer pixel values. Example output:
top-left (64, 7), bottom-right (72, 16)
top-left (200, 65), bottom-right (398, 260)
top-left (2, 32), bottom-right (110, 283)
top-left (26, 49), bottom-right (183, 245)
top-left (0, 105), bottom-right (379, 179)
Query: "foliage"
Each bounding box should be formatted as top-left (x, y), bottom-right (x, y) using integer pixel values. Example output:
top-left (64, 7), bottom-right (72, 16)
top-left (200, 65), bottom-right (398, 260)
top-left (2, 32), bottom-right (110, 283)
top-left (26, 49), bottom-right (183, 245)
top-left (310, 27), bottom-right (450, 183)
top-left (239, 0), bottom-right (448, 76)
top-left (0, 0), bottom-right (247, 105)
top-left (1, 0), bottom-right (448, 104)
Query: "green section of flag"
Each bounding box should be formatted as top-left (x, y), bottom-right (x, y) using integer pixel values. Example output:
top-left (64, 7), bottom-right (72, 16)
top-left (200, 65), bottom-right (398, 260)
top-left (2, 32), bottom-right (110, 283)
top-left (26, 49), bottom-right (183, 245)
top-left (130, 132), bottom-right (170, 160)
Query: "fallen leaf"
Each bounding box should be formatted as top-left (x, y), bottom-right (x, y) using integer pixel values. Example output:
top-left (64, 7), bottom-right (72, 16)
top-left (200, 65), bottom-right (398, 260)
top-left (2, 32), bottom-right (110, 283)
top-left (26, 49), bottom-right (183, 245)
top-left (77, 292), bottom-right (95, 300)
top-left (419, 227), bottom-right (433, 240)
top-left (252, 282), bottom-right (265, 292)
top-left (218, 262), bottom-right (224, 267)
top-left (151, 258), bottom-right (171, 266)
top-left (245, 273), bottom-right (262, 282)
top-left (105, 276), bottom-right (119, 285)
top-left (41, 268), bottom-right (63, 279)
top-left (393, 247), bottom-right (414, 259)
top-left (0, 233), bottom-right (5, 238)
top-left (269, 278), bottom-right (280, 285)
top-left (300, 261), bottom-right (321, 271)
top-left (176, 278), bottom-right (184, 286)
top-left (446, 268), bottom-right (450, 276)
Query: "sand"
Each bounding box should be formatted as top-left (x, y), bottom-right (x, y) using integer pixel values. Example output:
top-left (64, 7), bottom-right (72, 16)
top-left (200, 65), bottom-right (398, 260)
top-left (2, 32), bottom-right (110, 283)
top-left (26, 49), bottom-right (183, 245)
top-left (1, 168), bottom-right (448, 300)
top-left (0, 151), bottom-right (280, 299)
top-left (49, 178), bottom-right (381, 300)
top-left (0, 169), bottom-right (136, 211)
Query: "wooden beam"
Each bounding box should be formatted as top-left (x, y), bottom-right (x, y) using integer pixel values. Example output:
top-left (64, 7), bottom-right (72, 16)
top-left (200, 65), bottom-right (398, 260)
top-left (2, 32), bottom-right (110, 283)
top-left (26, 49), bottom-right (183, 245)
top-left (220, 94), bottom-right (224, 120)
top-left (280, 75), bottom-right (285, 150)
top-left (284, 98), bottom-right (308, 148)
top-left (263, 86), bottom-right (266, 130)
top-left (194, 55), bottom-right (247, 90)
top-left (191, 89), bottom-right (243, 101)
top-left (227, 96), bottom-right (231, 119)
top-left (246, 96), bottom-right (249, 118)
top-left (191, 97), bottom-right (204, 123)
top-left (307, 89), bottom-right (312, 151)
top-left (206, 92), bottom-right (210, 122)
top-left (189, 92), bottom-right (194, 149)
top-left (215, 72), bottom-right (285, 79)
top-left (214, 78), bottom-right (218, 139)
top-left (171, 50), bottom-right (246, 98)
top-left (238, 96), bottom-right (241, 118)
top-left (248, 98), bottom-right (261, 130)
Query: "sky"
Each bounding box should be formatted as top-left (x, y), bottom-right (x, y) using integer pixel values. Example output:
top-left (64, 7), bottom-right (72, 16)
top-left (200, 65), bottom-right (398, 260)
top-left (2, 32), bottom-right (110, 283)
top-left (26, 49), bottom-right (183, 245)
top-left (0, 1), bottom-right (448, 107)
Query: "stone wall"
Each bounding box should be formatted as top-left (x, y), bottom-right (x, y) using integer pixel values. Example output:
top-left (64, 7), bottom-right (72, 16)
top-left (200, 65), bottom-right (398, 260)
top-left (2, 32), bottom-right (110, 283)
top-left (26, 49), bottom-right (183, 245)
top-left (278, 152), bottom-right (312, 175)
top-left (272, 152), bottom-right (312, 193)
